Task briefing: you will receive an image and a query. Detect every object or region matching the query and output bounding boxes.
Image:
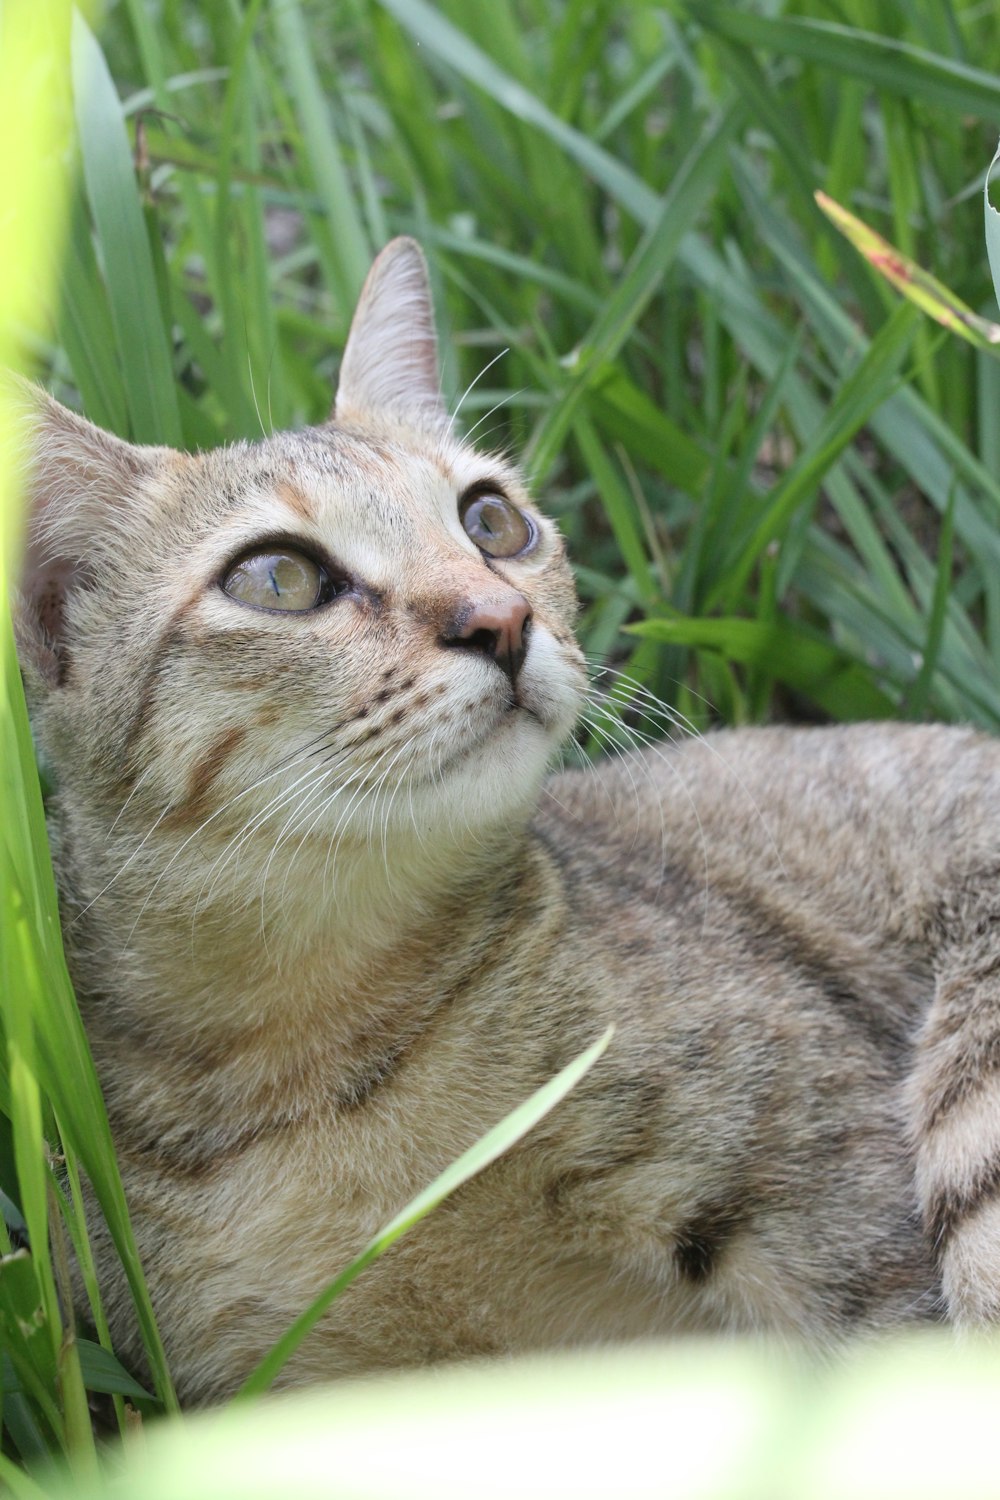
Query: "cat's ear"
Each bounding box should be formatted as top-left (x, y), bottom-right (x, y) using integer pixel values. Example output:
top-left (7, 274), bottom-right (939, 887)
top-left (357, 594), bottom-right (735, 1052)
top-left (332, 237), bottom-right (448, 434)
top-left (10, 383), bottom-right (168, 688)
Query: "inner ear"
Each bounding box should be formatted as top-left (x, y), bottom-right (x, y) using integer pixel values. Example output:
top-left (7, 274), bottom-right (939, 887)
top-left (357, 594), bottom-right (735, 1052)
top-left (22, 556), bottom-right (94, 687)
top-left (332, 237), bottom-right (449, 435)
top-left (12, 385), bottom-right (171, 689)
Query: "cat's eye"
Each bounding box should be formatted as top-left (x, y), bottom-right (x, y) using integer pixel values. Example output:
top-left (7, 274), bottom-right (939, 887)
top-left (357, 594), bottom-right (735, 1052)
top-left (222, 548), bottom-right (330, 613)
top-left (459, 490), bottom-right (535, 559)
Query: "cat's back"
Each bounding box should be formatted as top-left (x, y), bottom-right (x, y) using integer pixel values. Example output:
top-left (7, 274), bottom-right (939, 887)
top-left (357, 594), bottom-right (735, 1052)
top-left (535, 718), bottom-right (995, 945)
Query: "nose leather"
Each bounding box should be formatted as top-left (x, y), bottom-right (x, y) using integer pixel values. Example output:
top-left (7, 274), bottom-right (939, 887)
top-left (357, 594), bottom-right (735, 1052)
top-left (441, 595), bottom-right (533, 686)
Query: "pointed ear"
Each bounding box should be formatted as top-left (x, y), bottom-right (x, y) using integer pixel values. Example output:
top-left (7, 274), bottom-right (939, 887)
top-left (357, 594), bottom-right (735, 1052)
top-left (332, 238), bottom-right (449, 434)
top-left (10, 383), bottom-right (169, 688)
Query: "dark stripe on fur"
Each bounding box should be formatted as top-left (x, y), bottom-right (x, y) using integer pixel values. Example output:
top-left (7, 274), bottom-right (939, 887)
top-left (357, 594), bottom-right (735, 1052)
top-left (115, 1115), bottom-right (299, 1182)
top-left (923, 1033), bottom-right (1000, 1132)
top-left (674, 1199), bottom-right (750, 1284)
top-left (926, 1155), bottom-right (1000, 1249)
top-left (725, 890), bottom-right (912, 1063)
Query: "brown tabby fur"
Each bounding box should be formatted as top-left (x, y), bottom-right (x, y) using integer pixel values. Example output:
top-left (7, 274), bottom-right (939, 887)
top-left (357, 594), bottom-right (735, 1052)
top-left (14, 240), bottom-right (1000, 1403)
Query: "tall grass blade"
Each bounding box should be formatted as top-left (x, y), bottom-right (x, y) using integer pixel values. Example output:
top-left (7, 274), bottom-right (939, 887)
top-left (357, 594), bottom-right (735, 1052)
top-left (70, 13), bottom-right (182, 446)
top-left (688, 5), bottom-right (1000, 119)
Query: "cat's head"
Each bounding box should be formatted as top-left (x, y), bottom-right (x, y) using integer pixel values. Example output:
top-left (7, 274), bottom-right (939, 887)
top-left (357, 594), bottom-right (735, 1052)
top-left (14, 240), bottom-right (586, 877)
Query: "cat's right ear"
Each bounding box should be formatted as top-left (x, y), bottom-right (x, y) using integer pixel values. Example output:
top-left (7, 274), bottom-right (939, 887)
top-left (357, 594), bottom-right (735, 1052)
top-left (332, 237), bottom-right (448, 434)
top-left (9, 383), bottom-right (165, 688)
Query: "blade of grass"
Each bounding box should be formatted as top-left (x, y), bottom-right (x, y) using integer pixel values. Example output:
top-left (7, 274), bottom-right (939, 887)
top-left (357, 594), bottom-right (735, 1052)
top-left (375, 0), bottom-right (660, 226)
top-left (0, 1446), bottom-right (48, 1500)
top-left (70, 13), bottom-right (182, 445)
top-left (235, 1025), bottom-right (614, 1399)
top-left (708, 300), bottom-right (918, 610)
top-left (905, 487), bottom-right (957, 720)
top-left (273, 0), bottom-right (370, 308)
top-left (573, 416), bottom-right (656, 604)
top-left (628, 614), bottom-right (897, 721)
top-left (527, 102), bottom-right (743, 482)
top-left (0, 606), bottom-right (178, 1416)
top-left (816, 191), bottom-right (1000, 351)
top-left (687, 5), bottom-right (1000, 120)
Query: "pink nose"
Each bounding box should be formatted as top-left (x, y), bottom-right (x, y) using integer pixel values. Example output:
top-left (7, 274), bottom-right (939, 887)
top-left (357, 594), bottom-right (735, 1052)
top-left (441, 595), bottom-right (533, 686)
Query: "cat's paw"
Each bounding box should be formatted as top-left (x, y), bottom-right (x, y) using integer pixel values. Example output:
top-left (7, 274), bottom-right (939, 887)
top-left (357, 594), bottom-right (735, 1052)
top-left (941, 1195), bottom-right (1000, 1325)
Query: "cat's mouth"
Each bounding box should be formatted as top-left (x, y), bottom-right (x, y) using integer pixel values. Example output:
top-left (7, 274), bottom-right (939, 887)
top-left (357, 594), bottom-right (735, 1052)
top-left (504, 690), bottom-right (540, 723)
top-left (422, 694), bottom-right (547, 782)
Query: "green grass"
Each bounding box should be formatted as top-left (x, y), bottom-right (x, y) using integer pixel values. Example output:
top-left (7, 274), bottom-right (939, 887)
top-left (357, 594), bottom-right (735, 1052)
top-left (6, 0), bottom-right (1000, 1490)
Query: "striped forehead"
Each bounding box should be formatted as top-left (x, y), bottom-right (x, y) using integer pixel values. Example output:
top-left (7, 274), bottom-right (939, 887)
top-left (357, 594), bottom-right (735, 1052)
top-left (208, 431), bottom-right (478, 590)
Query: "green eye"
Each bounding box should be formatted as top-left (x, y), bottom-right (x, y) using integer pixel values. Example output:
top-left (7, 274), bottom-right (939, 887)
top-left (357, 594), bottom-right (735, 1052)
top-left (459, 491), bottom-right (535, 559)
top-left (222, 549), bottom-right (328, 613)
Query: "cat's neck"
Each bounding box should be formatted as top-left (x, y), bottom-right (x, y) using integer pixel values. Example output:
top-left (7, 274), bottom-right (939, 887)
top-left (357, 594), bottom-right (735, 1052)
top-left (66, 807), bottom-right (536, 1068)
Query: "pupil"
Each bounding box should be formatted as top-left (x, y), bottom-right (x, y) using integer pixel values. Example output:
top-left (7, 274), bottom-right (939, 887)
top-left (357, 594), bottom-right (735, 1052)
top-left (268, 568), bottom-right (281, 596)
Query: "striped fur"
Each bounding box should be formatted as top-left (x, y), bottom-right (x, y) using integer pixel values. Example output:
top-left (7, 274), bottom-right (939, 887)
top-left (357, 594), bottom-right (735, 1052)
top-left (13, 239), bottom-right (1000, 1401)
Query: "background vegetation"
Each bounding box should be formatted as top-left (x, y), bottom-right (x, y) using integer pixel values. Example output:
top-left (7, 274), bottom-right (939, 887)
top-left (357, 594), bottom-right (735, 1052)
top-left (5, 0), bottom-right (1000, 1492)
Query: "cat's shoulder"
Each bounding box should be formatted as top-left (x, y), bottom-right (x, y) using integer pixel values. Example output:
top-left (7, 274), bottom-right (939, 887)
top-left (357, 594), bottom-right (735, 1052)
top-left (534, 718), bottom-right (997, 861)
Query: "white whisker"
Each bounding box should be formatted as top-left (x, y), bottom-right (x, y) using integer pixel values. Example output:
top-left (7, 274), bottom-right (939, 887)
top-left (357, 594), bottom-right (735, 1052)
top-left (447, 348), bottom-right (510, 437)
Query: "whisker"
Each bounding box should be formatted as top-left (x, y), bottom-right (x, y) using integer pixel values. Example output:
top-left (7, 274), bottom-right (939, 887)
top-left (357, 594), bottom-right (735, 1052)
top-left (461, 389), bottom-right (526, 447)
top-left (105, 764), bottom-right (157, 840)
top-left (196, 757), bottom-right (337, 928)
top-left (114, 731), bottom-right (342, 955)
top-left (447, 347), bottom-right (510, 437)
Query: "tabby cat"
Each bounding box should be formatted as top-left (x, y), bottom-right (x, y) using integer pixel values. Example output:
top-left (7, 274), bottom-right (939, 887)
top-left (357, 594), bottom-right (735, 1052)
top-left (14, 239), bottom-right (1000, 1403)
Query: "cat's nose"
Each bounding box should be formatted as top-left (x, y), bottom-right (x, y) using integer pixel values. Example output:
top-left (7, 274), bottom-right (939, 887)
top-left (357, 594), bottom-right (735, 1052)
top-left (441, 595), bottom-right (533, 686)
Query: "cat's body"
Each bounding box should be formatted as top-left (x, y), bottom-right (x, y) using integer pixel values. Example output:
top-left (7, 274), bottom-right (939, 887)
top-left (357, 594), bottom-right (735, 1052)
top-left (15, 240), bottom-right (1000, 1402)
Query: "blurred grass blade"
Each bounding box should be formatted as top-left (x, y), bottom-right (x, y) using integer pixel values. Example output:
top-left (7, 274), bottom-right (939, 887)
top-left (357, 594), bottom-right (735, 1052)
top-left (816, 191), bottom-right (1000, 352)
top-left (687, 5), bottom-right (1000, 119)
top-left (274, 0), bottom-right (370, 307)
top-left (70, 12), bottom-right (182, 445)
top-left (985, 138), bottom-right (1000, 318)
top-left (627, 615), bottom-right (896, 720)
top-left (707, 300), bottom-right (917, 609)
top-left (235, 1026), bottom-right (614, 1399)
top-left (0, 1447), bottom-right (47, 1500)
top-left (375, 0), bottom-right (660, 225)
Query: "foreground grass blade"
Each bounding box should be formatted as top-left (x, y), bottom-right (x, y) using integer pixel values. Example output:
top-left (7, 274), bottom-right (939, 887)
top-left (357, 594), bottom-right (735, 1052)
top-left (0, 605), bottom-right (178, 1416)
top-left (1, 13), bottom-right (177, 1416)
top-left (236, 1025), bottom-right (614, 1398)
top-left (36, 1337), bottom-right (1000, 1500)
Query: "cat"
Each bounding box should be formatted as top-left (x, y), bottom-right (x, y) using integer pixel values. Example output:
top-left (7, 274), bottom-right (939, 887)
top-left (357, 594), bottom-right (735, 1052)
top-left (13, 236), bottom-right (1000, 1404)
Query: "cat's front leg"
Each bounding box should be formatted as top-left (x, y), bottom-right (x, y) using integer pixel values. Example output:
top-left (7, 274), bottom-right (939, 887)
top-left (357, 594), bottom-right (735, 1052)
top-left (912, 875), bottom-right (1000, 1323)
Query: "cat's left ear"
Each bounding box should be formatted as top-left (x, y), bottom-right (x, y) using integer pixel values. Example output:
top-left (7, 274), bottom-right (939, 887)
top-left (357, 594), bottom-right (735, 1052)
top-left (332, 238), bottom-right (449, 434)
top-left (8, 381), bottom-right (172, 688)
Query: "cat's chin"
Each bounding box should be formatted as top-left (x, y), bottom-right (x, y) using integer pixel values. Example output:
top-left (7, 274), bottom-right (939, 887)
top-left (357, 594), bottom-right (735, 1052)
top-left (406, 700), bottom-right (563, 832)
